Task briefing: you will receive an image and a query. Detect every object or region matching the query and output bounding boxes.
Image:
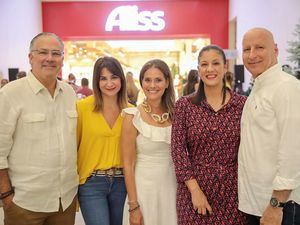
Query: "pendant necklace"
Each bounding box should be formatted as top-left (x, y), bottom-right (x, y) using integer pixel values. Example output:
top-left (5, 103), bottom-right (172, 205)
top-left (141, 101), bottom-right (169, 124)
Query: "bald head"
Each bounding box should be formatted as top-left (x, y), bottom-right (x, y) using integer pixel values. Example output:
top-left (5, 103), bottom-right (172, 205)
top-left (242, 27), bottom-right (278, 78)
top-left (243, 27), bottom-right (275, 45)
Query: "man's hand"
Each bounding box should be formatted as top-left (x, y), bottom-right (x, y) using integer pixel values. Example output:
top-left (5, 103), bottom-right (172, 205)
top-left (2, 194), bottom-right (14, 210)
top-left (260, 205), bottom-right (283, 225)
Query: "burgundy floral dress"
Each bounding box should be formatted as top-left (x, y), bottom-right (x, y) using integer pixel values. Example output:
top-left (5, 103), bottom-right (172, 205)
top-left (171, 92), bottom-right (247, 225)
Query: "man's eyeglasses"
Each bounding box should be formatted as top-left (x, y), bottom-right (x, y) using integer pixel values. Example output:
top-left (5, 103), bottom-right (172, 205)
top-left (31, 49), bottom-right (64, 58)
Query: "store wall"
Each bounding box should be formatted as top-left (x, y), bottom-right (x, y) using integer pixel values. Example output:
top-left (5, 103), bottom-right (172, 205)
top-left (0, 0), bottom-right (42, 79)
top-left (1, 0), bottom-right (299, 85)
top-left (230, 0), bottom-right (300, 89)
top-left (42, 0), bottom-right (229, 48)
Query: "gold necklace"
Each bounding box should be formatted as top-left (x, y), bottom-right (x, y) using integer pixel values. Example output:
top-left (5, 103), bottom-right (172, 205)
top-left (141, 101), bottom-right (169, 124)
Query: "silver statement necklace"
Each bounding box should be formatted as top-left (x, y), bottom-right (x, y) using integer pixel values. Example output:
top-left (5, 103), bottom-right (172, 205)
top-left (142, 101), bottom-right (169, 124)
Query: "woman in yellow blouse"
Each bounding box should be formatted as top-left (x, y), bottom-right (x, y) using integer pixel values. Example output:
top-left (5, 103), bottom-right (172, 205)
top-left (77, 56), bottom-right (127, 225)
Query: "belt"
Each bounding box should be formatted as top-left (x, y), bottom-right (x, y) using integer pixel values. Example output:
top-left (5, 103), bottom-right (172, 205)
top-left (91, 168), bottom-right (124, 177)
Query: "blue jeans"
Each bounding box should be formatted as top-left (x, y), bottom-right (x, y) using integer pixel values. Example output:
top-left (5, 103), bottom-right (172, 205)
top-left (78, 175), bottom-right (127, 225)
top-left (246, 201), bottom-right (300, 225)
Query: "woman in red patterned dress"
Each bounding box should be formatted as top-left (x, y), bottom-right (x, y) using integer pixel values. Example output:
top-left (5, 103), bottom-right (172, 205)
top-left (171, 45), bottom-right (247, 225)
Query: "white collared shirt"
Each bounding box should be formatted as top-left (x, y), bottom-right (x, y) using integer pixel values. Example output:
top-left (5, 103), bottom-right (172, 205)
top-left (0, 71), bottom-right (78, 212)
top-left (238, 64), bottom-right (300, 216)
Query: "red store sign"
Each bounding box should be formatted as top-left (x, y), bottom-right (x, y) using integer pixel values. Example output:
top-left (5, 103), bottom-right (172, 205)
top-left (42, 0), bottom-right (229, 48)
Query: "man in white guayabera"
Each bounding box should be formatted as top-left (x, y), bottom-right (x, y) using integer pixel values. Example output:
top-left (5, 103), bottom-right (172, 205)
top-left (0, 32), bottom-right (78, 225)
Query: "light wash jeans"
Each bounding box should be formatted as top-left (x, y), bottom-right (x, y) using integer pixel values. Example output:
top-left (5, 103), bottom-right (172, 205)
top-left (78, 175), bottom-right (126, 225)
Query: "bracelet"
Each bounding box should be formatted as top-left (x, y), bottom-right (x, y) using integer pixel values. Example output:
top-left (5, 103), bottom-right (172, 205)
top-left (127, 200), bottom-right (139, 206)
top-left (0, 187), bottom-right (15, 200)
top-left (128, 200), bottom-right (138, 204)
top-left (128, 205), bottom-right (140, 213)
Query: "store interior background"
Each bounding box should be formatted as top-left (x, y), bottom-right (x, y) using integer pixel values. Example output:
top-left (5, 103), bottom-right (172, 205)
top-left (1, 0), bottom-right (300, 93)
top-left (64, 38), bottom-right (210, 97)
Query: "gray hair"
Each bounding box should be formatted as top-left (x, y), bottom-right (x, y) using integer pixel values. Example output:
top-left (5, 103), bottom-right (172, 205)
top-left (29, 32), bottom-right (64, 52)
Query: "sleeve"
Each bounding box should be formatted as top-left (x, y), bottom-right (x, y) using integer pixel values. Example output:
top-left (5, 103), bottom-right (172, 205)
top-left (272, 80), bottom-right (300, 190)
top-left (121, 107), bottom-right (137, 117)
top-left (171, 97), bottom-right (195, 183)
top-left (0, 91), bottom-right (18, 169)
top-left (76, 100), bottom-right (83, 149)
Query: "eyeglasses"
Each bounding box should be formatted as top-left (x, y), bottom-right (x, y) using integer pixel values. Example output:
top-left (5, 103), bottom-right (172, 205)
top-left (31, 49), bottom-right (64, 58)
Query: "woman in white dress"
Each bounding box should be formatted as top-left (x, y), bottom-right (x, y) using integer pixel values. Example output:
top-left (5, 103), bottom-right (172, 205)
top-left (121, 59), bottom-right (177, 225)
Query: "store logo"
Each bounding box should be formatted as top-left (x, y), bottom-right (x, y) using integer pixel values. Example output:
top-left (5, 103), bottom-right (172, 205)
top-left (105, 5), bottom-right (165, 32)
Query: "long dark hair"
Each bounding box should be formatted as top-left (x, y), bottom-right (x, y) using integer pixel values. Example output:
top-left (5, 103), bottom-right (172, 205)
top-left (92, 56), bottom-right (127, 112)
top-left (183, 69), bottom-right (199, 95)
top-left (139, 59), bottom-right (175, 118)
top-left (190, 45), bottom-right (227, 105)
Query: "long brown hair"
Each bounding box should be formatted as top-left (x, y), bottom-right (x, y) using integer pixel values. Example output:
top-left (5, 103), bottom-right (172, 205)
top-left (139, 59), bottom-right (175, 118)
top-left (92, 56), bottom-right (127, 112)
top-left (190, 45), bottom-right (227, 105)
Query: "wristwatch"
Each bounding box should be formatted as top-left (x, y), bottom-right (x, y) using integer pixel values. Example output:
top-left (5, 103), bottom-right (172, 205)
top-left (270, 197), bottom-right (286, 208)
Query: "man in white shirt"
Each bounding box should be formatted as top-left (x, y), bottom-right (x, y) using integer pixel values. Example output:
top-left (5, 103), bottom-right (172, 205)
top-left (238, 27), bottom-right (300, 225)
top-left (0, 32), bottom-right (78, 225)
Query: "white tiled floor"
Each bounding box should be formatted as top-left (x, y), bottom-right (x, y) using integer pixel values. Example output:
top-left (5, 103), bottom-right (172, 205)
top-left (0, 207), bottom-right (85, 225)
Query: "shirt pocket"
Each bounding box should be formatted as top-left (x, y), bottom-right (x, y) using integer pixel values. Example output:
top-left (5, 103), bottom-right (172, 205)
top-left (22, 113), bottom-right (47, 139)
top-left (66, 110), bottom-right (78, 133)
top-left (249, 96), bottom-right (274, 127)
